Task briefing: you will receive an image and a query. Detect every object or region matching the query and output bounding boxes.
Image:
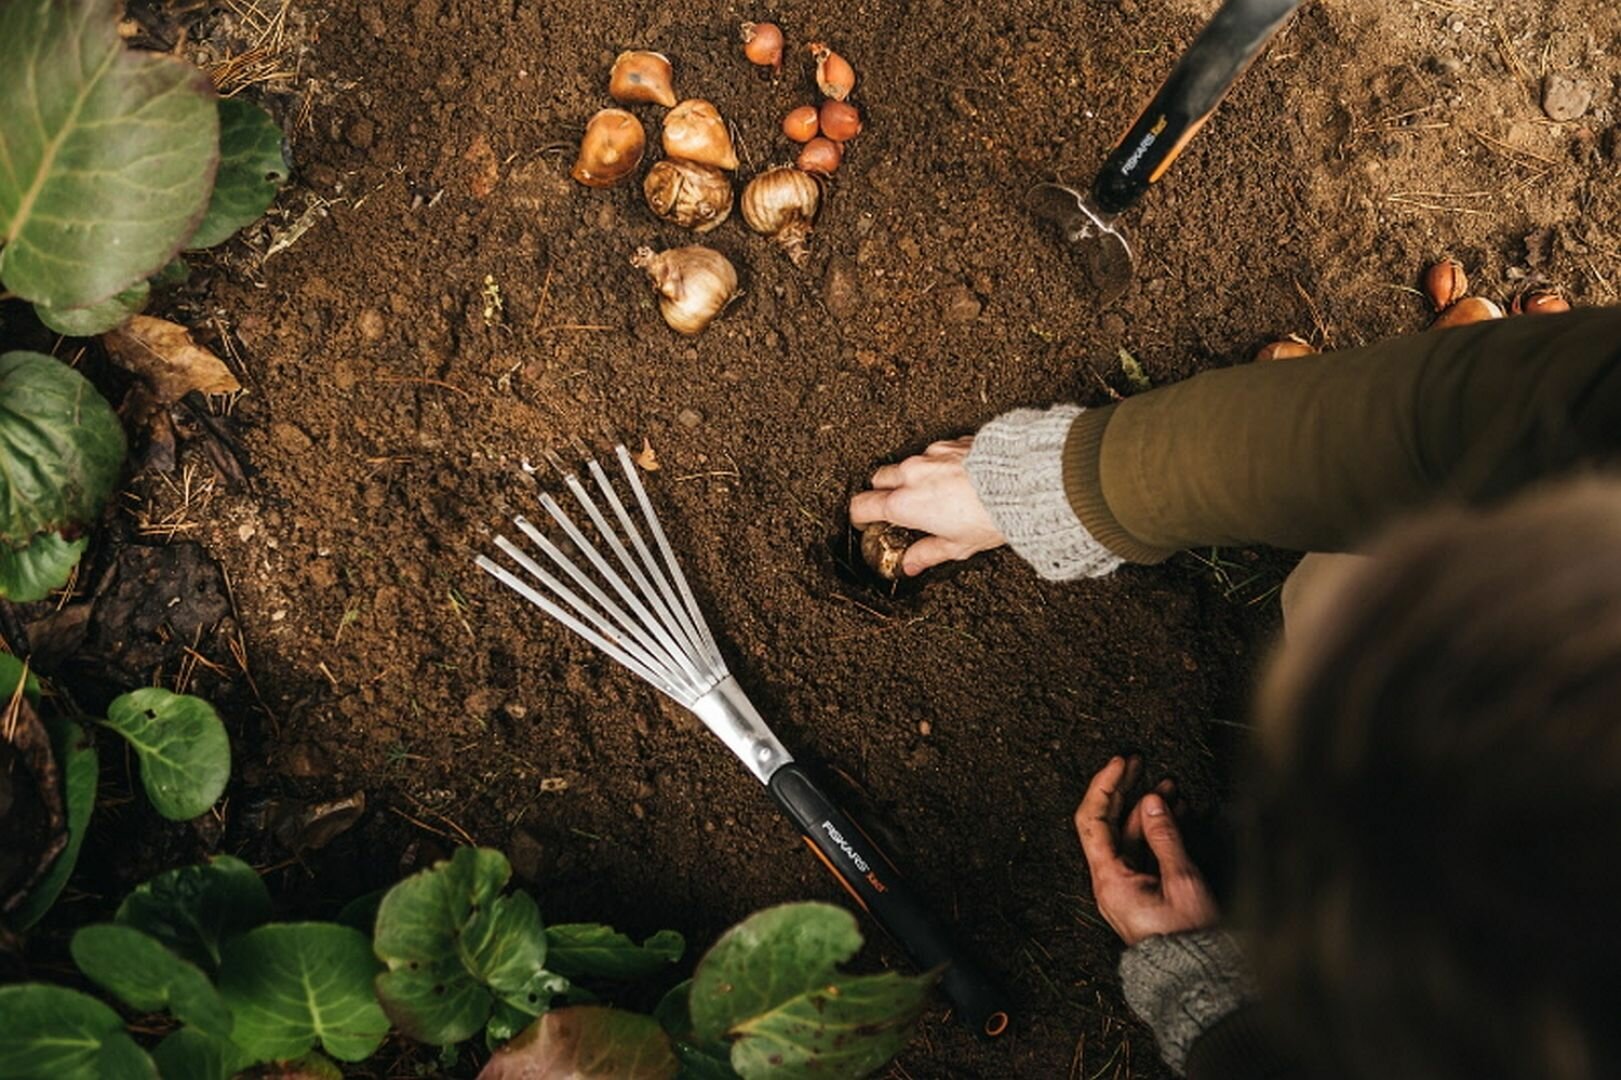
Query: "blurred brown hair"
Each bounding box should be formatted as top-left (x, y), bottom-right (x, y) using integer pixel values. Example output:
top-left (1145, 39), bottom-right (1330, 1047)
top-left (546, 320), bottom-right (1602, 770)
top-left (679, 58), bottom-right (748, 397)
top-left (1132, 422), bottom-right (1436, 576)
top-left (1246, 478), bottom-right (1621, 1080)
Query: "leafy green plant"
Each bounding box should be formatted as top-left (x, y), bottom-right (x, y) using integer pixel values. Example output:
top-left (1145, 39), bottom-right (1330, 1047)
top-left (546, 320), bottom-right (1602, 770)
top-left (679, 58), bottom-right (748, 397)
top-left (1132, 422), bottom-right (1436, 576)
top-left (0, 847), bottom-right (938, 1080)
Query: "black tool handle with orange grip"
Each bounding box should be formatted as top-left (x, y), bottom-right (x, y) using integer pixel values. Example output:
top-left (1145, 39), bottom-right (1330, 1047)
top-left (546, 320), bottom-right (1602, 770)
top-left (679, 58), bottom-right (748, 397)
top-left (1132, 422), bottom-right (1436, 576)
top-left (1091, 0), bottom-right (1302, 216)
top-left (767, 763), bottom-right (1010, 1038)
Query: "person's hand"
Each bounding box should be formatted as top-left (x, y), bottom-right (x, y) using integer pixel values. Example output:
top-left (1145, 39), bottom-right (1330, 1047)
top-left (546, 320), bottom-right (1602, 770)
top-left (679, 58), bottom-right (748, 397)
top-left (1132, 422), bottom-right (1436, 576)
top-left (1075, 755), bottom-right (1219, 946)
top-left (848, 438), bottom-right (1005, 576)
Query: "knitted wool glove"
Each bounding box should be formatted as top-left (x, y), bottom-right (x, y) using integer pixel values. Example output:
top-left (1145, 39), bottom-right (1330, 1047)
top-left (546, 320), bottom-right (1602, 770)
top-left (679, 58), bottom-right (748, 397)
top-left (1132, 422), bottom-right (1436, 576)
top-left (963, 405), bottom-right (1124, 580)
top-left (1120, 929), bottom-right (1258, 1075)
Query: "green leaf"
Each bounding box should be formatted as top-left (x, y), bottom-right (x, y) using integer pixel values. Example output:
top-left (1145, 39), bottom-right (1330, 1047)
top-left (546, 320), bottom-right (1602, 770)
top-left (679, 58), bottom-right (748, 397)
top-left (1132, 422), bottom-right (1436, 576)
top-left (689, 902), bottom-right (934, 1080)
top-left (116, 854), bottom-right (272, 970)
top-left (373, 847), bottom-right (558, 1045)
top-left (152, 257), bottom-right (190, 288)
top-left (0, 652), bottom-right (41, 700)
top-left (217, 923), bottom-right (389, 1063)
top-left (478, 1007), bottom-right (678, 1080)
top-left (9, 716), bottom-right (97, 930)
top-left (0, 0), bottom-right (219, 308)
top-left (654, 982), bottom-right (737, 1080)
top-left (0, 984), bottom-right (157, 1080)
top-left (188, 99), bottom-right (288, 249)
top-left (34, 281), bottom-right (150, 336)
top-left (151, 1029), bottom-right (253, 1080)
top-left (71, 923), bottom-right (233, 1039)
top-left (546, 924), bottom-right (686, 981)
top-left (1117, 347), bottom-right (1153, 394)
top-left (0, 352), bottom-right (125, 593)
top-left (101, 687), bottom-right (230, 820)
top-left (0, 530), bottom-right (87, 602)
top-left (484, 999), bottom-right (532, 1050)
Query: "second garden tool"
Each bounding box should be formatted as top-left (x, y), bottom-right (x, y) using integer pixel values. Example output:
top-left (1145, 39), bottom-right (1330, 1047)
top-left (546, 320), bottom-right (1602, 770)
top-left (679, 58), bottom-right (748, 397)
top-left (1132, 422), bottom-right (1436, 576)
top-left (476, 444), bottom-right (1010, 1038)
top-left (1029, 0), bottom-right (1302, 303)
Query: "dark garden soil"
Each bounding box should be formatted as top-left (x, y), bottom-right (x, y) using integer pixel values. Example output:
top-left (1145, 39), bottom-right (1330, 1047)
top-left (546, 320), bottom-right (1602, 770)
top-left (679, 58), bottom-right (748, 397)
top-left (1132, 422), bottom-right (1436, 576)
top-left (7, 0), bottom-right (1621, 1075)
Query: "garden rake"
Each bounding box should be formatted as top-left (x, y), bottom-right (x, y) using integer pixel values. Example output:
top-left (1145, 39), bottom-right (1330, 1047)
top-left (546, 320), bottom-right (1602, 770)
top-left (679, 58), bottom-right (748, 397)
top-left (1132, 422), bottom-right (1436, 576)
top-left (476, 443), bottom-right (1009, 1038)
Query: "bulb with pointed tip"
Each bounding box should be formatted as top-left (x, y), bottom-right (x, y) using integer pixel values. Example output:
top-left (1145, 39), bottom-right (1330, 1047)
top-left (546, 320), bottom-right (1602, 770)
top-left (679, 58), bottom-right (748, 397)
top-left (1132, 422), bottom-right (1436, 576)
top-left (609, 50), bottom-right (676, 108)
top-left (808, 42), bottom-right (855, 100)
top-left (1431, 296), bottom-right (1504, 329)
top-left (572, 108), bottom-right (645, 188)
top-left (741, 21), bottom-right (783, 70)
top-left (663, 99), bottom-right (739, 171)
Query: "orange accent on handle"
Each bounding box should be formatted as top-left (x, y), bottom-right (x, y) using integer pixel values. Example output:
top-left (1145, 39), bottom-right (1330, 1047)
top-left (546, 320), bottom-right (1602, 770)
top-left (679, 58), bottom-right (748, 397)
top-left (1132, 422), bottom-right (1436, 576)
top-left (1147, 113), bottom-right (1213, 183)
top-left (984, 1011), bottom-right (1011, 1037)
top-left (802, 836), bottom-right (870, 912)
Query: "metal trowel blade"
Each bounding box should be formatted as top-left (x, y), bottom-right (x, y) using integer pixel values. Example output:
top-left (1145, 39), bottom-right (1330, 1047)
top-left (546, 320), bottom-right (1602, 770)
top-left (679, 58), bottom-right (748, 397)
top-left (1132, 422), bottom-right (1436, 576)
top-left (1026, 183), bottom-right (1136, 305)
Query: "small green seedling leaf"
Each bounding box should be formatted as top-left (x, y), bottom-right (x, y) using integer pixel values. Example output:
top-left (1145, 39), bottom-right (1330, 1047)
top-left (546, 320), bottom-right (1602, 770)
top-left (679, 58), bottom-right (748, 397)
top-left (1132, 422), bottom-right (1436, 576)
top-left (654, 981), bottom-right (737, 1080)
top-left (34, 281), bottom-right (150, 337)
top-left (0, 984), bottom-right (157, 1079)
top-left (9, 716), bottom-right (97, 930)
top-left (101, 688), bottom-right (230, 820)
top-left (116, 854), bottom-right (271, 969)
top-left (71, 924), bottom-right (233, 1039)
top-left (0, 653), bottom-right (41, 701)
top-left (0, 352), bottom-right (125, 600)
top-left (0, 0), bottom-right (218, 308)
top-left (689, 902), bottom-right (935, 1080)
top-left (189, 98), bottom-right (289, 249)
top-left (373, 847), bottom-right (558, 1045)
top-left (217, 922), bottom-right (389, 1063)
top-left (151, 1029), bottom-right (253, 1080)
top-left (546, 924), bottom-right (685, 981)
top-left (1117, 347), bottom-right (1153, 394)
top-left (478, 1007), bottom-right (678, 1080)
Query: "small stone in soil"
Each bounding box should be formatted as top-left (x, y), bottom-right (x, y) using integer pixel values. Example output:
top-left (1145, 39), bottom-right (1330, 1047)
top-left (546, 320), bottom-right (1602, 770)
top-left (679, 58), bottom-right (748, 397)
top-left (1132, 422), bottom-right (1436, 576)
top-left (1542, 72), bottom-right (1592, 122)
top-left (823, 255), bottom-right (859, 319)
top-left (677, 408), bottom-right (702, 428)
top-left (346, 117), bottom-right (375, 149)
top-left (357, 308), bottom-right (385, 341)
top-left (918, 719), bottom-right (932, 736)
top-left (941, 284), bottom-right (982, 323)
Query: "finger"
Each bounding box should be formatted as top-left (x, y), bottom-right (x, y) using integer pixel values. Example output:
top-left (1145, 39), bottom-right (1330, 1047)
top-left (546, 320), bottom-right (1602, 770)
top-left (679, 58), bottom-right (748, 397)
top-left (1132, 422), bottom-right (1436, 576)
top-left (868, 462), bottom-right (908, 490)
top-left (848, 490), bottom-right (892, 527)
top-left (1074, 757), bottom-right (1130, 875)
top-left (1125, 778), bottom-right (1179, 846)
top-left (901, 536), bottom-right (957, 576)
top-left (1140, 794), bottom-right (1201, 881)
top-left (923, 437), bottom-right (971, 457)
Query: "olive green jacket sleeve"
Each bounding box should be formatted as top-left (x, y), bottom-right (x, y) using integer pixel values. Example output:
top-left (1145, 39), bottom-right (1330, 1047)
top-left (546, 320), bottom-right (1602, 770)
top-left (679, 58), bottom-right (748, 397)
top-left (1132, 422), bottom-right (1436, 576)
top-left (1065, 308), bottom-right (1621, 562)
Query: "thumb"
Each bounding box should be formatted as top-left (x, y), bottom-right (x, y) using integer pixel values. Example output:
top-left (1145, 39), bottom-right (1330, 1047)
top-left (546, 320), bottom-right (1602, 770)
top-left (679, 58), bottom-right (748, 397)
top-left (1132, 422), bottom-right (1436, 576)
top-left (1140, 795), bottom-right (1198, 879)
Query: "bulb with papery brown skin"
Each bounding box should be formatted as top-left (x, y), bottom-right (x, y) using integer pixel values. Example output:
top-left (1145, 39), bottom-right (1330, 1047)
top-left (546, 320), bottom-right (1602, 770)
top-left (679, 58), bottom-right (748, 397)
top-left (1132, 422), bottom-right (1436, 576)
top-left (1423, 258), bottom-right (1468, 312)
top-left (1431, 296), bottom-right (1504, 329)
top-left (808, 42), bottom-right (855, 100)
top-left (631, 245), bottom-right (739, 335)
top-left (572, 108), bottom-right (645, 187)
top-left (783, 105), bottom-right (819, 142)
top-left (1513, 289), bottom-right (1571, 315)
top-left (609, 51), bottom-right (676, 107)
top-left (740, 21), bottom-right (783, 70)
top-left (643, 159), bottom-right (733, 233)
top-left (861, 522), bottom-right (916, 581)
top-left (797, 136), bottom-right (842, 175)
top-left (742, 166), bottom-right (821, 266)
top-left (663, 99), bottom-right (739, 171)
top-left (1255, 337), bottom-right (1317, 361)
top-left (819, 100), bottom-right (861, 141)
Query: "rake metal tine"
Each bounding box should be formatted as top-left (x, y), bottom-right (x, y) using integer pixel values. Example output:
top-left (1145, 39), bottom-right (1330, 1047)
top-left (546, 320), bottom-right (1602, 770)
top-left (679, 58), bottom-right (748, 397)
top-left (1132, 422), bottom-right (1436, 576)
top-left (475, 552), bottom-right (684, 701)
top-left (559, 463), bottom-right (715, 678)
top-left (524, 501), bottom-right (711, 697)
top-left (586, 454), bottom-right (720, 673)
top-left (616, 444), bottom-right (725, 670)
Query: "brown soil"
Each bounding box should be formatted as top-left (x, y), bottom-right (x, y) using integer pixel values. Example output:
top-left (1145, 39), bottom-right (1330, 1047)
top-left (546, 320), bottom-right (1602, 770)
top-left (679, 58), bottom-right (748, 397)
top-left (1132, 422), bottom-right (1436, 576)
top-left (13, 0), bottom-right (1621, 1075)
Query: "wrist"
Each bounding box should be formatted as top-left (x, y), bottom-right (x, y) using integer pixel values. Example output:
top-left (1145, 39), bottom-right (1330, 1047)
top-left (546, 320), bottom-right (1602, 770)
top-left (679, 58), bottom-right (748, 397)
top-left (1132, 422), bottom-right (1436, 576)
top-left (1119, 929), bottom-right (1256, 1076)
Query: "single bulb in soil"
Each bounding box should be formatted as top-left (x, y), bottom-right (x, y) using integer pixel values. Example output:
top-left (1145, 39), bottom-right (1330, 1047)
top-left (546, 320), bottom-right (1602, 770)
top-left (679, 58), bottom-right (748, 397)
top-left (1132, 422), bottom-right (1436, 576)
top-left (797, 135), bottom-right (842, 176)
top-left (1255, 336), bottom-right (1316, 361)
top-left (741, 166), bottom-right (821, 266)
top-left (631, 245), bottom-right (739, 335)
top-left (741, 21), bottom-right (784, 70)
top-left (808, 42), bottom-right (856, 100)
top-left (643, 159), bottom-right (734, 233)
top-left (783, 105), bottom-right (820, 143)
top-left (663, 99), bottom-right (739, 171)
top-left (861, 522), bottom-right (916, 581)
top-left (1423, 257), bottom-right (1468, 312)
top-left (573, 108), bottom-right (645, 187)
top-left (819, 100), bottom-right (862, 141)
top-left (609, 50), bottom-right (677, 108)
top-left (1431, 296), bottom-right (1504, 329)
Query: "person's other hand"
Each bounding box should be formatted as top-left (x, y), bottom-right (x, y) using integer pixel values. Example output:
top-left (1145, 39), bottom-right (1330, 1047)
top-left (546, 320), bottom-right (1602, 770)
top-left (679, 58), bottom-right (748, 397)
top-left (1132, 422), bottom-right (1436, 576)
top-left (1075, 755), bottom-right (1219, 946)
top-left (848, 438), bottom-right (1005, 576)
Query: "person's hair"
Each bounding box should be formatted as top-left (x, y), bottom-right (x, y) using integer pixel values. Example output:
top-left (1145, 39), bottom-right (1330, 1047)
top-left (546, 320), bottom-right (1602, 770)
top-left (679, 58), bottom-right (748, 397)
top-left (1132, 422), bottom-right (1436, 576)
top-left (1246, 478), bottom-right (1621, 1080)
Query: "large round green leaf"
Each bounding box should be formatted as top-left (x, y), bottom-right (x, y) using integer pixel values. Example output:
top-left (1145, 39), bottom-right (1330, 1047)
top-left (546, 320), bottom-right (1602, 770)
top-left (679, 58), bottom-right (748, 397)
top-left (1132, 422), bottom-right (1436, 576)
top-left (217, 923), bottom-right (389, 1063)
top-left (478, 1007), bottom-right (677, 1080)
top-left (8, 716), bottom-right (96, 930)
top-left (373, 847), bottom-right (561, 1046)
top-left (0, 984), bottom-right (157, 1080)
top-left (689, 902), bottom-right (934, 1080)
top-left (0, 531), bottom-right (87, 602)
top-left (0, 352), bottom-right (125, 592)
top-left (0, 0), bottom-right (218, 308)
top-left (151, 1028), bottom-right (253, 1080)
top-left (188, 98), bottom-right (288, 250)
top-left (100, 687), bottom-right (230, 820)
top-left (116, 854), bottom-right (272, 970)
top-left (71, 923), bottom-right (234, 1039)
top-left (34, 281), bottom-right (150, 336)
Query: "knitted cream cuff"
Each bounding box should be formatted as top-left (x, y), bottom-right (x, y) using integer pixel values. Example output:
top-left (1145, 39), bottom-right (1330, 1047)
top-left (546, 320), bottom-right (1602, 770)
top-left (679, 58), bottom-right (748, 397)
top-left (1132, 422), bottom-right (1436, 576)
top-left (964, 405), bottom-right (1124, 581)
top-left (1120, 929), bottom-right (1257, 1076)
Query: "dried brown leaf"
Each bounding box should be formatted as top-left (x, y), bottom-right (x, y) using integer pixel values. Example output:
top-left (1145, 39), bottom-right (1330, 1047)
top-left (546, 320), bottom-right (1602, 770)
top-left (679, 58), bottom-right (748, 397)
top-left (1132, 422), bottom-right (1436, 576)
top-left (633, 438), bottom-right (660, 471)
top-left (103, 315), bottom-right (242, 403)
